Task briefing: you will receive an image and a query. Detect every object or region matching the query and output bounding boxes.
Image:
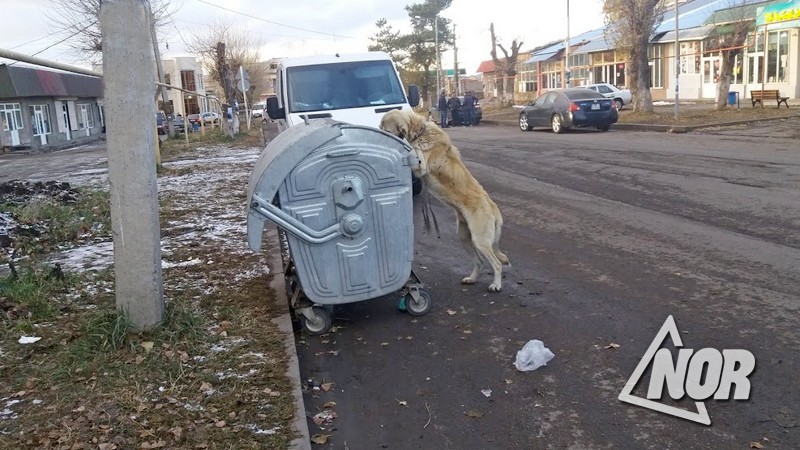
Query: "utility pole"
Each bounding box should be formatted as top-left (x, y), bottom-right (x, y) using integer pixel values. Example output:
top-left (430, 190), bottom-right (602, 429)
top-left (435, 17), bottom-right (441, 96)
top-left (565, 0), bottom-right (571, 88)
top-left (100, 0), bottom-right (164, 330)
top-left (147, 2), bottom-right (173, 140)
top-left (453, 24), bottom-right (460, 95)
top-left (674, 0), bottom-right (680, 119)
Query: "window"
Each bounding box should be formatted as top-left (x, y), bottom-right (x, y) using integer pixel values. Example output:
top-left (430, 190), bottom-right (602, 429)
top-left (28, 104), bottom-right (52, 136)
top-left (180, 70), bottom-right (196, 91)
top-left (680, 41), bottom-right (701, 74)
top-left (1, 103), bottom-right (23, 131)
top-left (649, 44), bottom-right (663, 88)
top-left (746, 30), bottom-right (789, 84)
top-left (77, 103), bottom-right (94, 129)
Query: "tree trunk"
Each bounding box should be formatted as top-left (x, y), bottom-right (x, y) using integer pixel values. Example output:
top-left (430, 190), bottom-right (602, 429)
top-left (629, 36), bottom-right (653, 113)
top-left (714, 51), bottom-right (735, 111)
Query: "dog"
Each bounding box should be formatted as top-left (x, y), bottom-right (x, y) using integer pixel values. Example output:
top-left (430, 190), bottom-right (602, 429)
top-left (379, 109), bottom-right (509, 292)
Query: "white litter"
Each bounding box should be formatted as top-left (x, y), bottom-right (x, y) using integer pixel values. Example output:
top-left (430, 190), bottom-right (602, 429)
top-left (18, 336), bottom-right (41, 344)
top-left (513, 339), bottom-right (555, 372)
top-left (481, 389), bottom-right (492, 398)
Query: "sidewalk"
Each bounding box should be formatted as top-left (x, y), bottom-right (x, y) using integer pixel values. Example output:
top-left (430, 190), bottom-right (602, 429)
top-left (480, 100), bottom-right (800, 133)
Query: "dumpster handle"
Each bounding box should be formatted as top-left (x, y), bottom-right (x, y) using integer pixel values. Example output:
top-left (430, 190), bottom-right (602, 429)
top-left (250, 193), bottom-right (342, 244)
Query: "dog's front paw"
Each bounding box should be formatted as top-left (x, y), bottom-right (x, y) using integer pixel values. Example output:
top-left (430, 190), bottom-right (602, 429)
top-left (487, 283), bottom-right (502, 292)
top-left (460, 276), bottom-right (476, 285)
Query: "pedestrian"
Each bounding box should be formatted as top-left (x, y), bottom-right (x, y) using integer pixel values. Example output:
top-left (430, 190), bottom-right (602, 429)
top-left (463, 91), bottom-right (476, 126)
top-left (437, 90), bottom-right (448, 128)
top-left (447, 92), bottom-right (462, 126)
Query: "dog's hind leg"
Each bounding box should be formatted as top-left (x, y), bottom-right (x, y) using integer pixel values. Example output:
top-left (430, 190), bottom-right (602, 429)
top-left (491, 206), bottom-right (511, 267)
top-left (457, 214), bottom-right (483, 285)
top-left (465, 213), bottom-right (504, 292)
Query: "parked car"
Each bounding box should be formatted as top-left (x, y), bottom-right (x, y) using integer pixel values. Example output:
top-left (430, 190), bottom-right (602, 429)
top-left (581, 83), bottom-right (632, 110)
top-left (251, 102), bottom-right (266, 118)
top-left (518, 88), bottom-right (618, 134)
top-left (172, 115), bottom-right (192, 134)
top-left (457, 96), bottom-right (482, 125)
top-left (201, 112), bottom-right (220, 124)
top-left (156, 112), bottom-right (166, 135)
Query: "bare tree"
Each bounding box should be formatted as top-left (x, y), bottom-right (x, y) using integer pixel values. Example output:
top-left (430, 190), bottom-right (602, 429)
top-left (46, 0), bottom-right (173, 64)
top-left (186, 20), bottom-right (267, 105)
top-left (706, 1), bottom-right (759, 110)
top-left (489, 23), bottom-right (524, 105)
top-left (603, 0), bottom-right (666, 112)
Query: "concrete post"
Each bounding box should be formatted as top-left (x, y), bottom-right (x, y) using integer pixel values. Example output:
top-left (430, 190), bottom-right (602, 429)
top-left (100, 0), bottom-right (164, 330)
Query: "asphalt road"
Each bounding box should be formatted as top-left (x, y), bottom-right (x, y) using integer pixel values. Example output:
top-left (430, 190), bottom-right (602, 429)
top-left (296, 121), bottom-right (800, 449)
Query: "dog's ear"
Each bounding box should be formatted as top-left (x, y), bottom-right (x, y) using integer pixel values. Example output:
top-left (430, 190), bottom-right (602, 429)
top-left (380, 110), bottom-right (408, 140)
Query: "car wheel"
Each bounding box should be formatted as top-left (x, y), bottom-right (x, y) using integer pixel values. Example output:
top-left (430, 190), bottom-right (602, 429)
top-left (551, 114), bottom-right (564, 134)
top-left (519, 114), bottom-right (532, 131)
top-left (598, 125), bottom-right (610, 132)
top-left (615, 99), bottom-right (624, 110)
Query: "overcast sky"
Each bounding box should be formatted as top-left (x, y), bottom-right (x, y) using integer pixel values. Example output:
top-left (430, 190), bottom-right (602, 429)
top-left (3, 0), bottom-right (606, 75)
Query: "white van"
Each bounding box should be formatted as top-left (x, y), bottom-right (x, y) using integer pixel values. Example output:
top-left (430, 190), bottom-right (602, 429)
top-left (266, 52), bottom-right (420, 132)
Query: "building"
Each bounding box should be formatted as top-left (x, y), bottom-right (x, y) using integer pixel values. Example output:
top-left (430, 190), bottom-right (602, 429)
top-left (517, 0), bottom-right (799, 103)
top-left (160, 57), bottom-right (208, 116)
top-left (0, 64), bottom-right (104, 152)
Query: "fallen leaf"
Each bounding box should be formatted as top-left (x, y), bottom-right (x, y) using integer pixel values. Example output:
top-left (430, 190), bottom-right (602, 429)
top-left (98, 443), bottom-right (117, 450)
top-left (605, 343), bottom-right (621, 349)
top-left (447, 310), bottom-right (457, 315)
top-left (199, 382), bottom-right (213, 392)
top-left (310, 434), bottom-right (330, 444)
top-left (380, 342), bottom-right (389, 346)
top-left (481, 389), bottom-right (492, 398)
top-left (505, 379), bottom-right (513, 385)
top-left (397, 400), bottom-right (408, 406)
top-left (214, 420), bottom-right (226, 428)
top-left (170, 426), bottom-right (183, 442)
top-left (464, 409), bottom-right (483, 418)
top-left (321, 383), bottom-right (333, 392)
top-left (135, 355), bottom-right (145, 365)
top-left (750, 443), bottom-right (765, 449)
top-left (323, 401), bottom-right (336, 409)
top-left (463, 330), bottom-right (472, 334)
top-left (141, 342), bottom-right (154, 353)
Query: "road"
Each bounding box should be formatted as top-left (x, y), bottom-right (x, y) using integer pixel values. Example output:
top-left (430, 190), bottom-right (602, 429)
top-left (296, 122), bottom-right (800, 449)
top-left (2, 121), bottom-right (798, 449)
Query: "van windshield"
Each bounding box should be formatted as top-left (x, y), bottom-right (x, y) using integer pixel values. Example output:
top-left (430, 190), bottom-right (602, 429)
top-left (286, 60), bottom-right (406, 113)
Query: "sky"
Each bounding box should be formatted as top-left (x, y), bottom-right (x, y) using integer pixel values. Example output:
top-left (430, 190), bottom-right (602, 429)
top-left (2, 0), bottom-right (607, 75)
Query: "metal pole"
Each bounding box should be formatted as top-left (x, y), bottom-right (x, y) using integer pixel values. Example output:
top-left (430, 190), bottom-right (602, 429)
top-left (674, 0), bottom-right (680, 120)
top-left (761, 24), bottom-right (767, 108)
top-left (435, 17), bottom-right (441, 96)
top-left (565, 0), bottom-right (570, 88)
top-left (240, 65), bottom-right (251, 130)
top-left (100, 0), bottom-right (164, 330)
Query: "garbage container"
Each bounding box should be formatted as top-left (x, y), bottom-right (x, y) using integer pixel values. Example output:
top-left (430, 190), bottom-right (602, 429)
top-left (246, 119), bottom-right (431, 334)
top-left (728, 91), bottom-right (738, 106)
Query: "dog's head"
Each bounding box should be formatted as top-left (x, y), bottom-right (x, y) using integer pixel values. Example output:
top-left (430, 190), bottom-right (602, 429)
top-left (380, 109), bottom-right (430, 177)
top-left (379, 109), bottom-right (425, 143)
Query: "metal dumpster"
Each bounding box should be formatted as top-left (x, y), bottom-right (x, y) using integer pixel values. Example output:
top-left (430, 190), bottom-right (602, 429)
top-left (246, 119), bottom-right (431, 334)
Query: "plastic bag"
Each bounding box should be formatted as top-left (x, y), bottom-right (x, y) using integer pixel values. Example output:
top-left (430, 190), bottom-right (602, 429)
top-left (514, 339), bottom-right (555, 372)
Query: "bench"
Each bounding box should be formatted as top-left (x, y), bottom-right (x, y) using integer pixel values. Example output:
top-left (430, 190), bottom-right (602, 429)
top-left (750, 89), bottom-right (789, 108)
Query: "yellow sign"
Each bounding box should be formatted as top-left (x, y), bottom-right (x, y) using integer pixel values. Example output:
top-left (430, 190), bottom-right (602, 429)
top-left (764, 7), bottom-right (800, 24)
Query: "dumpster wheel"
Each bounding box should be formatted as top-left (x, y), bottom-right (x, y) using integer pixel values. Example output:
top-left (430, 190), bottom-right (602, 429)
top-left (404, 289), bottom-right (432, 316)
top-left (299, 306), bottom-right (333, 335)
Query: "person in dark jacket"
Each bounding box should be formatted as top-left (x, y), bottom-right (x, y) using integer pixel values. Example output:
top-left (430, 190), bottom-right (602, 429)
top-left (462, 91), bottom-right (476, 126)
top-left (437, 90), bottom-right (448, 128)
top-left (447, 92), bottom-right (462, 126)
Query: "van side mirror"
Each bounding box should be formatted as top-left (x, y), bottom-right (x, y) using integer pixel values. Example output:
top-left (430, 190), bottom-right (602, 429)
top-left (266, 96), bottom-right (284, 120)
top-left (407, 84), bottom-right (420, 107)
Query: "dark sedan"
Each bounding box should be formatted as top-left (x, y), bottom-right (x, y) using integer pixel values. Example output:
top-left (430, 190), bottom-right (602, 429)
top-left (519, 88), bottom-right (618, 133)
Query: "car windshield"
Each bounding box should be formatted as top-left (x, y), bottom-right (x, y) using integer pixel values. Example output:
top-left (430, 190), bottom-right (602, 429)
top-left (286, 60), bottom-right (406, 113)
top-left (565, 90), bottom-right (605, 100)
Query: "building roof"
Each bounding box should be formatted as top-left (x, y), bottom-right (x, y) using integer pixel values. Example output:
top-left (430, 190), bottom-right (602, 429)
top-left (651, 24), bottom-right (717, 42)
top-left (476, 60), bottom-right (496, 74)
top-left (0, 64), bottom-right (103, 99)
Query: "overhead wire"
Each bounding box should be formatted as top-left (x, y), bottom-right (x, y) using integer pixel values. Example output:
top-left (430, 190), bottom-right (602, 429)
top-left (195, 0), bottom-right (356, 39)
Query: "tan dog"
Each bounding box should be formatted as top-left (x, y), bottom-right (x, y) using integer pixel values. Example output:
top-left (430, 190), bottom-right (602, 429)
top-left (380, 109), bottom-right (509, 292)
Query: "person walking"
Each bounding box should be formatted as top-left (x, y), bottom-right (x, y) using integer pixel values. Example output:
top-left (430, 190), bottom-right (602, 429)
top-left (437, 90), bottom-right (448, 128)
top-left (447, 92), bottom-right (462, 126)
top-left (462, 91), bottom-right (476, 126)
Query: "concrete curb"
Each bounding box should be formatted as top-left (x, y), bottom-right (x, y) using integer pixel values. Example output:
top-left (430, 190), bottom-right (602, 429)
top-left (264, 225), bottom-right (312, 450)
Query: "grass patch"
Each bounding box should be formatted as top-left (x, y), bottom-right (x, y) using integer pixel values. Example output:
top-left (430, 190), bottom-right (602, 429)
top-left (1, 140), bottom-right (298, 449)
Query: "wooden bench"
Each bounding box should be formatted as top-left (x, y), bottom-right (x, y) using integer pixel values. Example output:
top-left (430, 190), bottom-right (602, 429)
top-left (750, 89), bottom-right (789, 108)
